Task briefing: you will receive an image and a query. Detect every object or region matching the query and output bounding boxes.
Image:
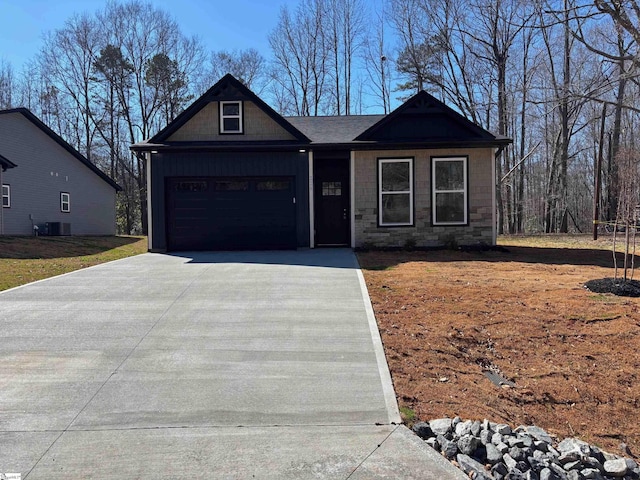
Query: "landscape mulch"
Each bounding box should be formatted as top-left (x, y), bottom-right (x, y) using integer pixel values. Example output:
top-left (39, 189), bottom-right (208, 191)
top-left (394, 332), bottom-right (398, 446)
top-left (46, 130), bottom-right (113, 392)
top-left (358, 239), bottom-right (640, 454)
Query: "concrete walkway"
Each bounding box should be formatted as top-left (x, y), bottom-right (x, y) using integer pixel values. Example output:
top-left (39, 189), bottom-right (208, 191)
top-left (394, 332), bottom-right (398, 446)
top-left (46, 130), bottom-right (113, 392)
top-left (0, 249), bottom-right (465, 479)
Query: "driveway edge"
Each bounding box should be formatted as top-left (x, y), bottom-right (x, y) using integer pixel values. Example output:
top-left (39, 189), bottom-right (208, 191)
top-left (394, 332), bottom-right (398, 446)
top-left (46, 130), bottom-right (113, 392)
top-left (0, 253), bottom-right (146, 296)
top-left (354, 262), bottom-right (401, 424)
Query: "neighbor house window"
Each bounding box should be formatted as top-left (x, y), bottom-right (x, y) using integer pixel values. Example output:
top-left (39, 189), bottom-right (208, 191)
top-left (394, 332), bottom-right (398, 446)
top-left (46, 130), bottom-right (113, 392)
top-left (378, 158), bottom-right (413, 226)
top-left (432, 157), bottom-right (468, 225)
top-left (219, 101), bottom-right (243, 134)
top-left (60, 192), bottom-right (70, 212)
top-left (2, 184), bottom-right (10, 208)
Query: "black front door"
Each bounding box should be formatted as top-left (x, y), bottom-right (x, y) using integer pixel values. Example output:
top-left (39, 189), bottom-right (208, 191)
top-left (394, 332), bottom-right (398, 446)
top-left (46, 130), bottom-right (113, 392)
top-left (314, 158), bottom-right (350, 246)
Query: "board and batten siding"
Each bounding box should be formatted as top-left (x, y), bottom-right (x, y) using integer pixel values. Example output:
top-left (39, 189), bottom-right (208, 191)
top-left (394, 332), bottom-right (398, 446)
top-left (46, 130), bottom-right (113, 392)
top-left (150, 150), bottom-right (310, 251)
top-left (167, 102), bottom-right (298, 142)
top-left (0, 112), bottom-right (116, 235)
top-left (353, 148), bottom-right (495, 248)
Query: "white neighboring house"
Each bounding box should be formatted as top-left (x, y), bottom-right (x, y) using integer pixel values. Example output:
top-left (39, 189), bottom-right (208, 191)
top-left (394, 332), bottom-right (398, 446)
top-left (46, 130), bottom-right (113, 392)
top-left (0, 108), bottom-right (120, 236)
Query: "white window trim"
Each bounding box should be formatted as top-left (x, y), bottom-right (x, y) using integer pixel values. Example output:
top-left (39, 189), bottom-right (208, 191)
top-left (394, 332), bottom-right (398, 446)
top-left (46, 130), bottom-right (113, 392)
top-left (219, 101), bottom-right (243, 134)
top-left (2, 184), bottom-right (10, 208)
top-left (432, 157), bottom-right (468, 225)
top-left (378, 158), bottom-right (414, 227)
top-left (61, 192), bottom-right (70, 213)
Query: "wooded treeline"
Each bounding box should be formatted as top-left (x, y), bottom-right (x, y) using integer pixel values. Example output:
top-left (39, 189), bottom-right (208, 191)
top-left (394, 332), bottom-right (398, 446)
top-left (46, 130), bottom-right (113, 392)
top-left (1, 0), bottom-right (639, 235)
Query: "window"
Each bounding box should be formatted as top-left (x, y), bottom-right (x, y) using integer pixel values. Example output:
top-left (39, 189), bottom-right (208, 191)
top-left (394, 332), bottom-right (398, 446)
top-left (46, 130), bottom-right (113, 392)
top-left (219, 101), bottom-right (243, 134)
top-left (215, 180), bottom-right (248, 191)
top-left (175, 181), bottom-right (208, 192)
top-left (378, 158), bottom-right (413, 226)
top-left (322, 182), bottom-right (342, 196)
top-left (432, 157), bottom-right (468, 225)
top-left (2, 184), bottom-right (10, 208)
top-left (60, 192), bottom-right (70, 213)
top-left (256, 180), bottom-right (290, 191)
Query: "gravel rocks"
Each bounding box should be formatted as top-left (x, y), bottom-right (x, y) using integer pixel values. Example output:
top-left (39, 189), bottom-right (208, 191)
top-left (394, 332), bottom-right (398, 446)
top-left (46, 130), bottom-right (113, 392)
top-left (413, 418), bottom-right (640, 480)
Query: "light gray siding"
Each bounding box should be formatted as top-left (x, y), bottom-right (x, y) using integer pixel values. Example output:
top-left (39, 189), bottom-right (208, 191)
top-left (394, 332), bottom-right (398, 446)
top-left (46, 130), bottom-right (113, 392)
top-left (0, 112), bottom-right (117, 235)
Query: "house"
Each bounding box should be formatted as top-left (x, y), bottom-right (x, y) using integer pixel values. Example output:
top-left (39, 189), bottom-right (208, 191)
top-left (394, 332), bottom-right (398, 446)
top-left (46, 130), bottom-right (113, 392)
top-left (0, 152), bottom-right (18, 235)
top-left (131, 74), bottom-right (510, 252)
top-left (0, 108), bottom-right (121, 236)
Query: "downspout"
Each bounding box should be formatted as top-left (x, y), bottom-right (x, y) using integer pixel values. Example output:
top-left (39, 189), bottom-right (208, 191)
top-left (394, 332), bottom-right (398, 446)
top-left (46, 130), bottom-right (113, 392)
top-left (0, 166), bottom-right (3, 235)
top-left (308, 150), bottom-right (314, 248)
top-left (146, 152), bottom-right (153, 252)
top-left (493, 147), bottom-right (505, 245)
top-left (350, 150), bottom-right (356, 248)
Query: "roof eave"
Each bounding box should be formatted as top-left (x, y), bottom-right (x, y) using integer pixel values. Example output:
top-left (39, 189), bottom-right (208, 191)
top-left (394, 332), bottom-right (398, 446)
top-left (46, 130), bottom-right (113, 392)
top-left (0, 153), bottom-right (17, 171)
top-left (0, 108), bottom-right (122, 191)
top-left (131, 138), bottom-right (512, 153)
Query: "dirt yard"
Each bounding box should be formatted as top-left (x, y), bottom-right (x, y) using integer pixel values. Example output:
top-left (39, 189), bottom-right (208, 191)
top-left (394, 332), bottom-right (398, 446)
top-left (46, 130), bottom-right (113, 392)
top-left (358, 235), bottom-right (640, 455)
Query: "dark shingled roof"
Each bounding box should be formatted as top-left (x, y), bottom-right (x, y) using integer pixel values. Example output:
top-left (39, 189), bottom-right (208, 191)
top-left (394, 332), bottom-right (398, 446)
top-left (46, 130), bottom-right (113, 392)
top-left (284, 115), bottom-right (385, 144)
top-left (0, 153), bottom-right (17, 171)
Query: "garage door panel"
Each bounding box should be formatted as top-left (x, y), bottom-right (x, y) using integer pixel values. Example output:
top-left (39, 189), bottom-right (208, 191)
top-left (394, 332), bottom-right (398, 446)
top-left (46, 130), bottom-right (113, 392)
top-left (166, 177), bottom-right (296, 251)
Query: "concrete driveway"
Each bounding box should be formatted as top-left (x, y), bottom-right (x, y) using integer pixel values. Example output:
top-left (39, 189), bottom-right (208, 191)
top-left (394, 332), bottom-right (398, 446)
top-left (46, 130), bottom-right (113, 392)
top-left (0, 249), bottom-right (464, 479)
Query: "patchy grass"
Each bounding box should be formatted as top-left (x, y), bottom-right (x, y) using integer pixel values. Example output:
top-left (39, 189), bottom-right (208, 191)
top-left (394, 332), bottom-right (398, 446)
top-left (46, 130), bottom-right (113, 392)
top-left (499, 233), bottom-right (639, 253)
top-left (359, 234), bottom-right (640, 453)
top-left (399, 406), bottom-right (417, 424)
top-left (0, 236), bottom-right (147, 291)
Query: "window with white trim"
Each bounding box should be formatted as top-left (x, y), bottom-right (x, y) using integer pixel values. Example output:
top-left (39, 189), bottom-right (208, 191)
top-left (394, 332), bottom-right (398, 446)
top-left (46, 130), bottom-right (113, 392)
top-left (60, 192), bottom-right (70, 213)
top-left (2, 184), bottom-right (10, 208)
top-left (378, 158), bottom-right (413, 226)
top-left (219, 101), bottom-right (243, 134)
top-left (432, 157), bottom-right (468, 225)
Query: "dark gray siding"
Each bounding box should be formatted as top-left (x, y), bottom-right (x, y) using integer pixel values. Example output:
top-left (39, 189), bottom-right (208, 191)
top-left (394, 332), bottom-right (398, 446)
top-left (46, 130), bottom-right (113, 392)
top-left (0, 112), bottom-right (116, 235)
top-left (150, 151), bottom-right (309, 250)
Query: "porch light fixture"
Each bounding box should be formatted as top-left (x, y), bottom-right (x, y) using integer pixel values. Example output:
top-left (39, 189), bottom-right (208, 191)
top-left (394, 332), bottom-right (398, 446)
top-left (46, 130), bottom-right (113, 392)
top-left (299, 149), bottom-right (307, 153)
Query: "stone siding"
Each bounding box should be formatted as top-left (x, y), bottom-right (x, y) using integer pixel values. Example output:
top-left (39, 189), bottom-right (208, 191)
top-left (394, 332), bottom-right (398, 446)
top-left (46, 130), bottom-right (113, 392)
top-left (354, 148), bottom-right (495, 248)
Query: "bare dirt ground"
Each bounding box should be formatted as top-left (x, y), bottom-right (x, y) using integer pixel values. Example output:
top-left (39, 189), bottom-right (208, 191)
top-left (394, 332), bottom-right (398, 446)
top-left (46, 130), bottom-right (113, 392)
top-left (358, 235), bottom-right (640, 455)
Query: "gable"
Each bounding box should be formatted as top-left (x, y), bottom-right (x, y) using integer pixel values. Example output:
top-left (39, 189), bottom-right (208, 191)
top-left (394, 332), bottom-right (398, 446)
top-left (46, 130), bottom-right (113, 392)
top-left (355, 91), bottom-right (501, 145)
top-left (167, 101), bottom-right (298, 142)
top-left (151, 74), bottom-right (309, 144)
top-left (0, 108), bottom-right (120, 191)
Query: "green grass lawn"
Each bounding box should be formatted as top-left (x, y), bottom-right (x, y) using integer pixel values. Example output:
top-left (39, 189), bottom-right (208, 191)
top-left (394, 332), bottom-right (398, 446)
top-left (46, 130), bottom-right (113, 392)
top-left (0, 236), bottom-right (147, 291)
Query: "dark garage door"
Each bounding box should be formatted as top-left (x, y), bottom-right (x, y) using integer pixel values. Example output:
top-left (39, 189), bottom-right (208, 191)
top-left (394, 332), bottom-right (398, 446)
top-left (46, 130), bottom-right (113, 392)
top-left (166, 177), bottom-right (297, 251)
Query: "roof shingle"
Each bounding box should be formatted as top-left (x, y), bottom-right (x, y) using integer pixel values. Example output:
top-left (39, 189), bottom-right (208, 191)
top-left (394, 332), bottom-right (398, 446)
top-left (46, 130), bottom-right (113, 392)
top-left (284, 115), bottom-right (385, 144)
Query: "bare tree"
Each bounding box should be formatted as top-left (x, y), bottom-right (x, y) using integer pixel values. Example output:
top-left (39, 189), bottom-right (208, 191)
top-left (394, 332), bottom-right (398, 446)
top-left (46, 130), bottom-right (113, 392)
top-left (268, 0), bottom-right (329, 116)
top-left (208, 49), bottom-right (267, 92)
top-left (0, 59), bottom-right (14, 109)
top-left (39, 13), bottom-right (101, 160)
top-left (99, 0), bottom-right (205, 234)
top-left (325, 0), bottom-right (366, 114)
top-left (363, 10), bottom-right (392, 113)
top-left (612, 147), bottom-right (640, 281)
